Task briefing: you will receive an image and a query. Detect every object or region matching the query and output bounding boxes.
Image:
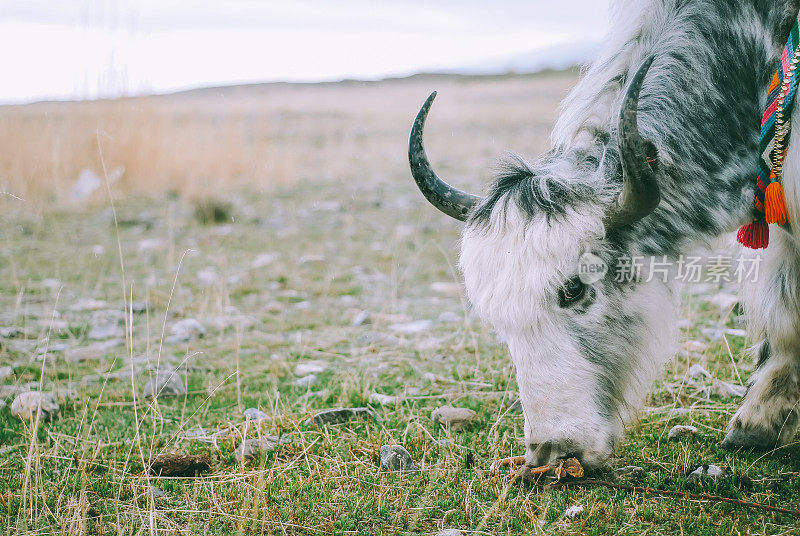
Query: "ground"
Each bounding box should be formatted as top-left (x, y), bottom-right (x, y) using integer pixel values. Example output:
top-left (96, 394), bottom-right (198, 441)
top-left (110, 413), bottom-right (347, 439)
top-left (0, 72), bottom-right (798, 535)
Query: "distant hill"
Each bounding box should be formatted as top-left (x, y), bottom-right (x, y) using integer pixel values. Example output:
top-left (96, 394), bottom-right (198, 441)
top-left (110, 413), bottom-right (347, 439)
top-left (441, 41), bottom-right (600, 76)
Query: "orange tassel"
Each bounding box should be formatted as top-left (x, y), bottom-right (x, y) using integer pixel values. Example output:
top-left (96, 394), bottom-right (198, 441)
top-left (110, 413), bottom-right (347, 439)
top-left (765, 181), bottom-right (788, 225)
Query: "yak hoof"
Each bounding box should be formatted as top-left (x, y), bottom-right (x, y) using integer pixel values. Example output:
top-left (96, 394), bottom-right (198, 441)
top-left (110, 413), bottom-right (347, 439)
top-left (721, 427), bottom-right (777, 451)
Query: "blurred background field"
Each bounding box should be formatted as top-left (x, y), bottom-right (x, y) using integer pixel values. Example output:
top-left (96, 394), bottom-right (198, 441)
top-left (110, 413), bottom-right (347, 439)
top-left (0, 72), bottom-right (571, 207)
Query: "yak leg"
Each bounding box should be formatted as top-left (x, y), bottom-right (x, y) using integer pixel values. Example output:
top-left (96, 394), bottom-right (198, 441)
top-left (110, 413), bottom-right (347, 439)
top-left (723, 231), bottom-right (800, 450)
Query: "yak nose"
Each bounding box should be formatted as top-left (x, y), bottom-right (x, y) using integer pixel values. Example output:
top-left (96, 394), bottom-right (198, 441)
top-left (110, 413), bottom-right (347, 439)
top-left (527, 441), bottom-right (582, 467)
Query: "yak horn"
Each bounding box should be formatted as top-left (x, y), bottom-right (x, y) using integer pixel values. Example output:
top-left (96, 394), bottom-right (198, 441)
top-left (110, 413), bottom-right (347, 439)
top-left (408, 92), bottom-right (481, 221)
top-left (605, 56), bottom-right (662, 228)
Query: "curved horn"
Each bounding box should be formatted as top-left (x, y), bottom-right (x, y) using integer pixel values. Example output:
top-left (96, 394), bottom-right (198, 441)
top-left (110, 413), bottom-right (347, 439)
top-left (408, 92), bottom-right (481, 221)
top-left (604, 56), bottom-right (662, 228)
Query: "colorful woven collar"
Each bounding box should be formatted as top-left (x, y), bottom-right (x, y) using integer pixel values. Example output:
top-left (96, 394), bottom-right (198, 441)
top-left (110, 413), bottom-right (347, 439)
top-left (737, 14), bottom-right (800, 249)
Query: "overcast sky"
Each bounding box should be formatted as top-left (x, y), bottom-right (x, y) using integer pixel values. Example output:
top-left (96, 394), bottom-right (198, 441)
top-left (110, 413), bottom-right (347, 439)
top-left (0, 0), bottom-right (611, 104)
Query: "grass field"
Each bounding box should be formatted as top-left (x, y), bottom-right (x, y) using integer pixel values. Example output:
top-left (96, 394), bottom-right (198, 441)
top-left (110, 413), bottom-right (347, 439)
top-left (0, 72), bottom-right (798, 535)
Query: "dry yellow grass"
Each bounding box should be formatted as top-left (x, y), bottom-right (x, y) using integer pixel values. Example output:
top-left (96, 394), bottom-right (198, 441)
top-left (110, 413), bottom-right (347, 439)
top-left (0, 72), bottom-right (576, 207)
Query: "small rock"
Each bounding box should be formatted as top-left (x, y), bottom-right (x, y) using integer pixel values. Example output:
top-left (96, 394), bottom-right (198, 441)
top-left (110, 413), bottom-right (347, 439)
top-left (508, 399), bottom-right (523, 412)
top-left (0, 327), bottom-right (22, 338)
top-left (88, 323), bottom-right (125, 340)
top-left (210, 314), bottom-right (259, 331)
top-left (293, 374), bottom-right (318, 388)
top-left (683, 340), bottom-right (708, 353)
top-left (437, 311), bottom-right (462, 323)
top-left (711, 380), bottom-right (747, 398)
top-left (90, 309), bottom-right (127, 326)
top-left (127, 301), bottom-right (149, 314)
top-left (234, 435), bottom-right (290, 462)
top-left (369, 393), bottom-right (397, 405)
top-left (614, 466), bottom-right (646, 481)
top-left (706, 293), bottom-right (739, 310)
top-left (143, 371), bottom-right (186, 399)
top-left (389, 320), bottom-right (433, 335)
top-left (56, 388), bottom-right (79, 402)
top-left (10, 392), bottom-right (60, 422)
top-left (299, 254), bottom-right (325, 264)
top-left (0, 366), bottom-right (13, 381)
top-left (148, 486), bottom-right (166, 499)
top-left (351, 310), bottom-right (370, 327)
top-left (432, 531), bottom-right (463, 536)
top-left (65, 339), bottom-right (124, 362)
top-left (196, 267), bottom-right (219, 285)
top-left (688, 364), bottom-right (712, 379)
top-left (69, 298), bottom-right (108, 312)
top-left (304, 407), bottom-right (376, 426)
top-left (668, 425), bottom-right (698, 441)
top-left (252, 253), bottom-right (278, 268)
top-left (688, 464), bottom-right (731, 483)
top-left (169, 319), bottom-right (206, 342)
top-left (429, 282), bottom-right (462, 295)
top-left (431, 406), bottom-right (476, 431)
top-left (380, 445), bottom-right (417, 473)
top-left (724, 328), bottom-right (748, 338)
top-left (293, 362), bottom-right (327, 376)
top-left (243, 408), bottom-right (270, 422)
top-left (0, 384), bottom-right (29, 400)
top-left (42, 278), bottom-right (61, 289)
top-left (563, 505), bottom-right (585, 519)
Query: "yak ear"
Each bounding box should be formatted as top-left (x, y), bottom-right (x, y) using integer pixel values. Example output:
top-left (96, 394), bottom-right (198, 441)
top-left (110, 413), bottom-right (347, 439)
top-left (408, 92), bottom-right (482, 221)
top-left (604, 57), bottom-right (662, 229)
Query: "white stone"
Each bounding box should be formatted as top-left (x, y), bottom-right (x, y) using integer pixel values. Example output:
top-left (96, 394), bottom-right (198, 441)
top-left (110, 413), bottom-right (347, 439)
top-left (0, 366), bottom-right (13, 381)
top-left (369, 393), bottom-right (397, 405)
top-left (431, 406), bottom-right (476, 431)
top-left (88, 323), bottom-right (125, 340)
top-left (293, 374), bottom-right (318, 388)
top-left (688, 364), bottom-right (712, 379)
top-left (234, 435), bottom-right (290, 462)
top-left (563, 505), bottom-right (585, 519)
top-left (143, 371), bottom-right (186, 399)
top-left (706, 293), bottom-right (739, 310)
top-left (169, 319), bottom-right (206, 342)
top-left (712, 380), bottom-right (747, 398)
top-left (429, 282), bottom-right (462, 295)
top-left (243, 408), bottom-right (271, 422)
top-left (437, 311), bottom-right (462, 323)
top-left (69, 298), bottom-right (108, 312)
top-left (682, 340), bottom-right (708, 353)
top-left (389, 320), bottom-right (433, 335)
top-left (252, 253), bottom-right (279, 268)
top-left (211, 315), bottom-right (259, 331)
top-left (351, 310), bottom-right (370, 326)
top-left (668, 425), bottom-right (698, 440)
top-left (294, 362), bottom-right (327, 376)
top-left (380, 445), bottom-right (416, 472)
top-left (10, 391), bottom-right (60, 421)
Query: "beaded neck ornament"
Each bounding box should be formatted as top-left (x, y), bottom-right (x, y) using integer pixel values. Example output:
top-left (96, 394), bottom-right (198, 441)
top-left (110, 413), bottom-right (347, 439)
top-left (737, 15), bottom-right (800, 249)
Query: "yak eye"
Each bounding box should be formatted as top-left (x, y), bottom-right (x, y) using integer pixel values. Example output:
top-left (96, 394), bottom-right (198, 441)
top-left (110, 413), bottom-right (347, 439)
top-left (558, 277), bottom-right (587, 307)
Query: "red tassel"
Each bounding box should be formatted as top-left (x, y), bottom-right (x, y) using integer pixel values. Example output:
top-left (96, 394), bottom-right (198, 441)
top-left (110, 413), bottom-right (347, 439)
top-left (737, 220), bottom-right (770, 249)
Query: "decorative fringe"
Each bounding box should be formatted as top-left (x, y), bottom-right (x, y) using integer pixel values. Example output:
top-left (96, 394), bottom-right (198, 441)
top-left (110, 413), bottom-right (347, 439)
top-left (765, 181), bottom-right (788, 225)
top-left (737, 220), bottom-right (770, 249)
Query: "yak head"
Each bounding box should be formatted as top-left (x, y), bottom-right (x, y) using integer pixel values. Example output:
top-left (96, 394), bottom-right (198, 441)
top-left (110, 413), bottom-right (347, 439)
top-left (408, 58), bottom-right (679, 468)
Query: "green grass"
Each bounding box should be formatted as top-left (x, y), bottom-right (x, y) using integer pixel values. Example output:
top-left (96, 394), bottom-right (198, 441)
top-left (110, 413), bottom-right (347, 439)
top-left (0, 180), bottom-right (798, 535)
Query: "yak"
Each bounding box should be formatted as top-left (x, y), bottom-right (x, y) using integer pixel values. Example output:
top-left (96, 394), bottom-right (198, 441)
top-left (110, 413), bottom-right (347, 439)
top-left (408, 0), bottom-right (800, 468)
